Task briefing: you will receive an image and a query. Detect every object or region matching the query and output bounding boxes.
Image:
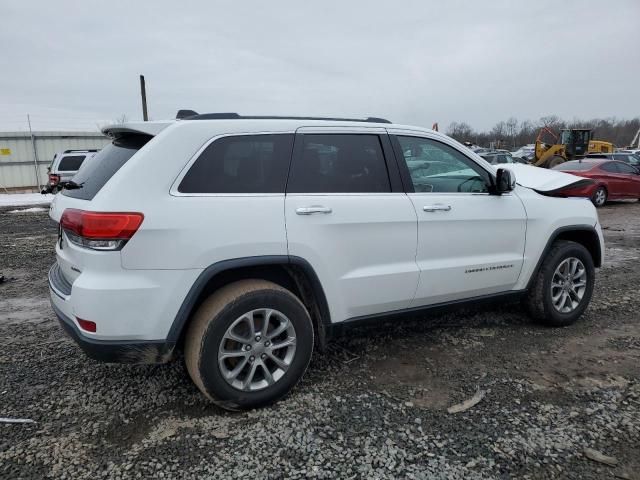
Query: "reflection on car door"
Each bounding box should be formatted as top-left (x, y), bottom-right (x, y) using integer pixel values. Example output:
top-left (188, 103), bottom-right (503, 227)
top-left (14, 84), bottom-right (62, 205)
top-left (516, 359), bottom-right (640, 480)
top-left (600, 162), bottom-right (626, 198)
top-left (615, 161), bottom-right (640, 197)
top-left (284, 128), bottom-right (419, 322)
top-left (389, 130), bottom-right (527, 306)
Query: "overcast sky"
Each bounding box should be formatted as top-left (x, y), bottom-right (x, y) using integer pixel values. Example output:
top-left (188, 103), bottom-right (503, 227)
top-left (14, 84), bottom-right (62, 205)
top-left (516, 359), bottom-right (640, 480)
top-left (0, 0), bottom-right (638, 132)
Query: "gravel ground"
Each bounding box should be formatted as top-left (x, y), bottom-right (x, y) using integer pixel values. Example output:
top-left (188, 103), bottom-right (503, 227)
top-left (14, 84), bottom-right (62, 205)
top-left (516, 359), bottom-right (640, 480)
top-left (1, 201), bottom-right (639, 479)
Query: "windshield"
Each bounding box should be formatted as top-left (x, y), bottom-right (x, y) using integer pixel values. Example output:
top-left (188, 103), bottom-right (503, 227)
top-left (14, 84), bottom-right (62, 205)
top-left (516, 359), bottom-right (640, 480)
top-left (62, 134), bottom-right (152, 200)
top-left (614, 154), bottom-right (640, 166)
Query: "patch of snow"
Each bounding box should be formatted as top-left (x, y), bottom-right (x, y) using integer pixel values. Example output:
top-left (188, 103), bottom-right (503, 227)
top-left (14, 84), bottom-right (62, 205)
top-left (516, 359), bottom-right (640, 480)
top-left (9, 207), bottom-right (47, 213)
top-left (0, 193), bottom-right (53, 207)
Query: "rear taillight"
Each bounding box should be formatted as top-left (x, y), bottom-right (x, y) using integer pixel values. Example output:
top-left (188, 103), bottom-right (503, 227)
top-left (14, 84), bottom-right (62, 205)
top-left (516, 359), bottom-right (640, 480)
top-left (49, 174), bottom-right (60, 186)
top-left (60, 209), bottom-right (144, 251)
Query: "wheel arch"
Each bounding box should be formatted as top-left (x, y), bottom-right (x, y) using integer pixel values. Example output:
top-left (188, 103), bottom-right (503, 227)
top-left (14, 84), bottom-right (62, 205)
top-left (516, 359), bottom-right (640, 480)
top-left (526, 225), bottom-right (602, 291)
top-left (168, 256), bottom-right (331, 350)
top-left (593, 183), bottom-right (608, 197)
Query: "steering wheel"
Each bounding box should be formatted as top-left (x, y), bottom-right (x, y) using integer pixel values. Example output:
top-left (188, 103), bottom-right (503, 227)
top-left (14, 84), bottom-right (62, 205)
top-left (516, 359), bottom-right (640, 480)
top-left (457, 177), bottom-right (486, 193)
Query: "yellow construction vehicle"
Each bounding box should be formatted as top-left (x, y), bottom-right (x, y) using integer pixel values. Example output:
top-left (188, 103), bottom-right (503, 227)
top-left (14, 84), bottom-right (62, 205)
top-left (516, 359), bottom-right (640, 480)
top-left (532, 127), bottom-right (614, 168)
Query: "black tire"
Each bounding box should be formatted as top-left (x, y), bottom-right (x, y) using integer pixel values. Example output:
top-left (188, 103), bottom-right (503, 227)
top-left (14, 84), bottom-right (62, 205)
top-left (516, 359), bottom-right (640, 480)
top-left (524, 240), bottom-right (595, 327)
top-left (591, 186), bottom-right (607, 207)
top-left (546, 156), bottom-right (565, 168)
top-left (185, 279), bottom-right (314, 410)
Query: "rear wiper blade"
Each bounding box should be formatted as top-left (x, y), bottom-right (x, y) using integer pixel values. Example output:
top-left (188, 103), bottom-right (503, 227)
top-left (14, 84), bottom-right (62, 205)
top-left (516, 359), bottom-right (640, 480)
top-left (62, 180), bottom-right (84, 190)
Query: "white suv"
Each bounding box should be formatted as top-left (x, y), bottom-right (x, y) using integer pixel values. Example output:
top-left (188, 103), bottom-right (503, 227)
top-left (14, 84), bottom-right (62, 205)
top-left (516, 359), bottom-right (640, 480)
top-left (48, 113), bottom-right (604, 410)
top-left (42, 149), bottom-right (99, 194)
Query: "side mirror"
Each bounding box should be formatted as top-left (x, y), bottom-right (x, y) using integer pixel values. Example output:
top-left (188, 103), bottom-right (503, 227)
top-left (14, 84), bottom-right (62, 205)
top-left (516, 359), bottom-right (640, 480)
top-left (495, 168), bottom-right (516, 194)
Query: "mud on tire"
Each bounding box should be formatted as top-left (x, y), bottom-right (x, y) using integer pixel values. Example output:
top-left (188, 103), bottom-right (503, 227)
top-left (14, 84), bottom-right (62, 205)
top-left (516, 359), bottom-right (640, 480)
top-left (185, 279), bottom-right (314, 410)
top-left (524, 240), bottom-right (595, 327)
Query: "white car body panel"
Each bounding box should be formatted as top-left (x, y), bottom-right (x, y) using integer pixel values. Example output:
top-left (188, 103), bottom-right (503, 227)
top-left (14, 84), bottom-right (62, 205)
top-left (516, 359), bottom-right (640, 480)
top-left (501, 163), bottom-right (587, 192)
top-left (407, 191), bottom-right (527, 306)
top-left (285, 192), bottom-right (419, 321)
top-left (510, 187), bottom-right (602, 291)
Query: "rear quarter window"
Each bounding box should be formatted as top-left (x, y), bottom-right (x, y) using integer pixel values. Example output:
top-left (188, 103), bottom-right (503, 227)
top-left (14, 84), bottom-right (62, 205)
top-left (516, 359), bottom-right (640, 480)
top-left (62, 134), bottom-right (152, 200)
top-left (178, 134), bottom-right (294, 194)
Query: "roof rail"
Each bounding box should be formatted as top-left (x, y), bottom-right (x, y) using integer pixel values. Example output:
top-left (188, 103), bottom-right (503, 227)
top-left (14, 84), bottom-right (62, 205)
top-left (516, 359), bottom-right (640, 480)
top-left (176, 109), bottom-right (200, 119)
top-left (176, 111), bottom-right (391, 124)
top-left (62, 149), bottom-right (99, 153)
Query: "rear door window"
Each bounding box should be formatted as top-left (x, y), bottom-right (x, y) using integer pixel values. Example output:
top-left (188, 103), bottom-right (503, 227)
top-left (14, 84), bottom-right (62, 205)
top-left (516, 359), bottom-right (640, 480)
top-left (178, 134), bottom-right (294, 194)
top-left (287, 134), bottom-right (390, 193)
top-left (600, 162), bottom-right (620, 173)
top-left (57, 155), bottom-right (86, 171)
top-left (62, 134), bottom-right (152, 200)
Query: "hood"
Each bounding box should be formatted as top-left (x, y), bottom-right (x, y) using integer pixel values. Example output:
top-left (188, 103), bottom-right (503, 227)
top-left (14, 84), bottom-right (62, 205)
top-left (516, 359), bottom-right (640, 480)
top-left (499, 164), bottom-right (593, 193)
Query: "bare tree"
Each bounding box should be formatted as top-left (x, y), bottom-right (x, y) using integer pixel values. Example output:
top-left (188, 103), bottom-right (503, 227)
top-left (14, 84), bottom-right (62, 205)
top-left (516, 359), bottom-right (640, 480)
top-left (446, 122), bottom-right (475, 143)
top-left (443, 116), bottom-right (640, 149)
top-left (506, 117), bottom-right (518, 149)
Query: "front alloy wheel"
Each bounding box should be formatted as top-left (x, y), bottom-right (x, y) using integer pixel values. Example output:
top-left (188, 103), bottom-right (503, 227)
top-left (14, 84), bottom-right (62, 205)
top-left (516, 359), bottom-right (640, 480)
top-left (550, 257), bottom-right (587, 313)
top-left (524, 240), bottom-right (595, 326)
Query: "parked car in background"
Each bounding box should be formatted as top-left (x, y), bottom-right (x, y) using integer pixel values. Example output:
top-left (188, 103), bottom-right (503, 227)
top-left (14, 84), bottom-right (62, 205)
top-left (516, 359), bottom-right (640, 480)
top-left (480, 151), bottom-right (528, 165)
top-left (553, 159), bottom-right (640, 207)
top-left (511, 145), bottom-right (535, 162)
top-left (617, 149), bottom-right (640, 156)
top-left (41, 149), bottom-right (99, 194)
top-left (585, 152), bottom-right (640, 168)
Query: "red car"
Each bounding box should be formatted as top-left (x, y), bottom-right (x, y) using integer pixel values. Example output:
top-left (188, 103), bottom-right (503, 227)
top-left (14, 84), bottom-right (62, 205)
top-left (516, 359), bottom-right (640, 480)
top-left (552, 159), bottom-right (640, 207)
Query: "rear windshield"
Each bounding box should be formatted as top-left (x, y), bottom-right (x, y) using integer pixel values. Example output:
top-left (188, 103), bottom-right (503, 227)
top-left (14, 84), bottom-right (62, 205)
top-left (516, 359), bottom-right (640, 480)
top-left (57, 155), bottom-right (86, 171)
top-left (62, 134), bottom-right (152, 200)
top-left (553, 162), bottom-right (595, 171)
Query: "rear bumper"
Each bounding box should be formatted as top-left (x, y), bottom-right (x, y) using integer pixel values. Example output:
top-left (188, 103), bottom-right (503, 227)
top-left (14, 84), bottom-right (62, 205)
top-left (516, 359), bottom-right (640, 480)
top-left (51, 301), bottom-right (175, 364)
top-left (48, 264), bottom-right (175, 364)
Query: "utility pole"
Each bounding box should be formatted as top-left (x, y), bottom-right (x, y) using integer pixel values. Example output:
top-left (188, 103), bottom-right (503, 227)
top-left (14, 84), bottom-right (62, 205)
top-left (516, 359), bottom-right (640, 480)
top-left (139, 75), bottom-right (148, 121)
top-left (27, 114), bottom-right (41, 191)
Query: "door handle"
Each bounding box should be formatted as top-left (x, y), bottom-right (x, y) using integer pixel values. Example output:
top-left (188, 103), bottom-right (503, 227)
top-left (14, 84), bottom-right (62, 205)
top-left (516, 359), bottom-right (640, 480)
top-left (423, 204), bottom-right (452, 212)
top-left (296, 206), bottom-right (333, 215)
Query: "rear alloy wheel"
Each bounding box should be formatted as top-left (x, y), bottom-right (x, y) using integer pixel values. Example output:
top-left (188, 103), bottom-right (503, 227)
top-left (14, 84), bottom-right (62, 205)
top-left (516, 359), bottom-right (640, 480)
top-left (185, 279), bottom-right (314, 410)
top-left (592, 187), bottom-right (607, 207)
top-left (524, 240), bottom-right (595, 326)
top-left (217, 308), bottom-right (297, 392)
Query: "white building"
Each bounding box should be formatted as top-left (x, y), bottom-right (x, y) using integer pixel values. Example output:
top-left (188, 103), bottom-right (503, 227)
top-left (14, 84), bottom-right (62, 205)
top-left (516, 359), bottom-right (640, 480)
top-left (0, 131), bottom-right (110, 191)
